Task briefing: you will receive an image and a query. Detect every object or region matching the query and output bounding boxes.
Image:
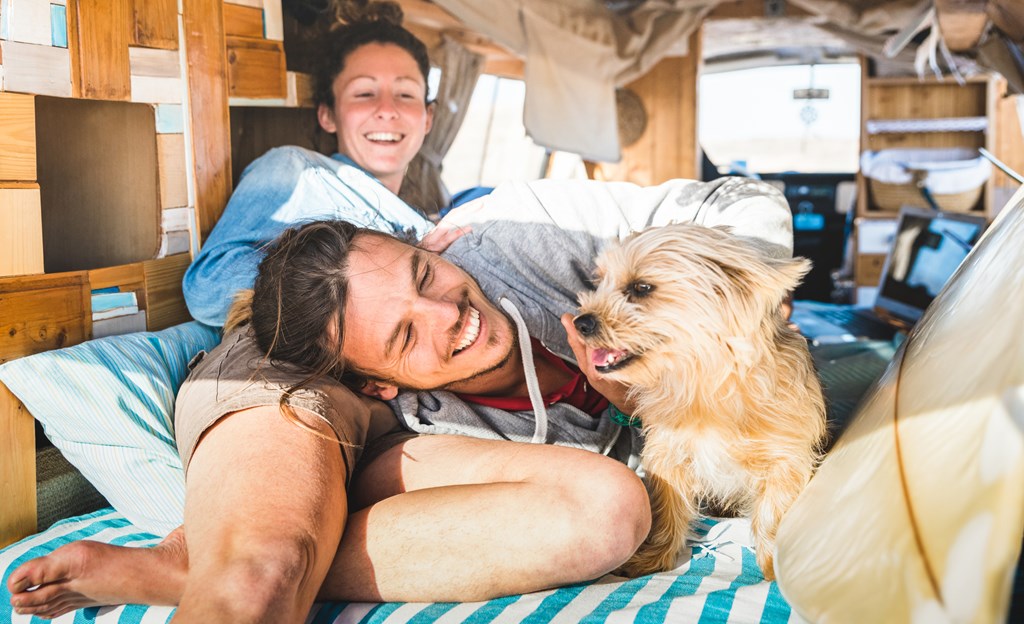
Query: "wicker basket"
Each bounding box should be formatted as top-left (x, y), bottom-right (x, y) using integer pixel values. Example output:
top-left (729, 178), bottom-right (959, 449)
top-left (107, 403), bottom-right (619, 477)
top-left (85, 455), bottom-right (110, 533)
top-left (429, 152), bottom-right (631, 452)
top-left (862, 148), bottom-right (990, 213)
top-left (868, 178), bottom-right (984, 213)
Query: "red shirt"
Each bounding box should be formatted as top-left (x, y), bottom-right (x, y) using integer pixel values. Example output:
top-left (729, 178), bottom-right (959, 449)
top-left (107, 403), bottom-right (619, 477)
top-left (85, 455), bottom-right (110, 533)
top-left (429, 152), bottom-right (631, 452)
top-left (455, 339), bottom-right (609, 417)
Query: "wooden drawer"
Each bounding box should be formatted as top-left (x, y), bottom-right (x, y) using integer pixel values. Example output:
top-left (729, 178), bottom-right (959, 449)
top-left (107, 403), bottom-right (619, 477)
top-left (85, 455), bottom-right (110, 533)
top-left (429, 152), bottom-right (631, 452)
top-left (855, 253), bottom-right (887, 286)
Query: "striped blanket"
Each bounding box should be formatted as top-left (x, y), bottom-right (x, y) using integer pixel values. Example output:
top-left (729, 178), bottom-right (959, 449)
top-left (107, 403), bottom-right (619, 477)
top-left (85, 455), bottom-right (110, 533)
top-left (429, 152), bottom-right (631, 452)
top-left (0, 509), bottom-right (802, 623)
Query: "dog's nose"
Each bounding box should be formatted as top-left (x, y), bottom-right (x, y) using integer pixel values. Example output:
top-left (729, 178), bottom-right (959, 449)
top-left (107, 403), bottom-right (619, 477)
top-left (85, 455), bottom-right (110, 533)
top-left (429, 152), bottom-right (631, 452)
top-left (573, 314), bottom-right (598, 336)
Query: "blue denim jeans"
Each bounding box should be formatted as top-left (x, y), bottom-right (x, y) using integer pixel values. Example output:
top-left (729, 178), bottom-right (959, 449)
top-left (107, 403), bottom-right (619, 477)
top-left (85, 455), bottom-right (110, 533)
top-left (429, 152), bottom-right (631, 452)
top-left (182, 146), bottom-right (432, 327)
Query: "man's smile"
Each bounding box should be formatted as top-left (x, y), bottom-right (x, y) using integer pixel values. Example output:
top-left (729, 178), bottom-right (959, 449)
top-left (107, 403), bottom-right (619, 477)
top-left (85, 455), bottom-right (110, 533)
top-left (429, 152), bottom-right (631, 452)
top-left (453, 306), bottom-right (482, 356)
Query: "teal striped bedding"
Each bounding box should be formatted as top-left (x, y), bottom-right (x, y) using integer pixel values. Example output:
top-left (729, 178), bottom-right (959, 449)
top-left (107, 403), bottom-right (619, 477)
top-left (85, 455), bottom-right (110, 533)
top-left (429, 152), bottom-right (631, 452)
top-left (0, 509), bottom-right (800, 623)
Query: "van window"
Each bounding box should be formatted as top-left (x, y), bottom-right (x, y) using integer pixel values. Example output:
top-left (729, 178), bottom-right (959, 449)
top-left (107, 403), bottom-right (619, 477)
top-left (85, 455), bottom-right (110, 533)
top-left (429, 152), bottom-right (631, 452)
top-left (699, 63), bottom-right (861, 174)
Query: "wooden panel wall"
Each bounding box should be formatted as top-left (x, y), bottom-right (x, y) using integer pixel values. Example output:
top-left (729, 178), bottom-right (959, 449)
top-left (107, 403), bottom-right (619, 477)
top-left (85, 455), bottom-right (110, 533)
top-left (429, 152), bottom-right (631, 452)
top-left (226, 36), bottom-right (286, 99)
top-left (76, 0), bottom-right (132, 100)
top-left (610, 28), bottom-right (702, 185)
top-left (0, 92), bottom-right (44, 277)
top-left (0, 382), bottom-right (35, 549)
top-left (0, 93), bottom-right (37, 182)
top-left (0, 188), bottom-right (45, 276)
top-left (143, 253), bottom-right (191, 330)
top-left (0, 273), bottom-right (91, 363)
top-left (132, 0), bottom-right (179, 50)
top-left (183, 0), bottom-right (232, 244)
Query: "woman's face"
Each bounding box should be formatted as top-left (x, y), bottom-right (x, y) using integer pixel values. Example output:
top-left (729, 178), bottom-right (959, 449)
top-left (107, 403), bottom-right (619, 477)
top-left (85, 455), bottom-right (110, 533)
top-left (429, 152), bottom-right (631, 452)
top-left (318, 42), bottom-right (433, 194)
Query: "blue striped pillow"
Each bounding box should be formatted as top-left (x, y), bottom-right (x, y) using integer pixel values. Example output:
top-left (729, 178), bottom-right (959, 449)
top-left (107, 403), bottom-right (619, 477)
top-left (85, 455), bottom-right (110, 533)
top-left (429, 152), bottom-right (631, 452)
top-left (0, 322), bottom-right (220, 536)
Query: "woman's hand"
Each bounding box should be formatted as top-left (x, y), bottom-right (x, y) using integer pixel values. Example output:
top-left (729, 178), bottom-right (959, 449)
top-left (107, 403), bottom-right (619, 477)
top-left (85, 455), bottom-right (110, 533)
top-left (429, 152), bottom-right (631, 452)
top-left (560, 313), bottom-right (637, 416)
top-left (418, 221), bottom-right (470, 253)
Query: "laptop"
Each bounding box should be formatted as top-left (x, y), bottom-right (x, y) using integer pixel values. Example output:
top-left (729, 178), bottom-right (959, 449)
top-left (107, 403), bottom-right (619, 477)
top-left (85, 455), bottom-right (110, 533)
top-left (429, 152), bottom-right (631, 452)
top-left (792, 206), bottom-right (987, 343)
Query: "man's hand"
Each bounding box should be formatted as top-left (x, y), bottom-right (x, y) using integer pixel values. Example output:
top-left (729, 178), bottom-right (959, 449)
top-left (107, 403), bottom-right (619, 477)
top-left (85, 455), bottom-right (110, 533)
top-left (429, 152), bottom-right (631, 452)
top-left (560, 313), bottom-right (637, 416)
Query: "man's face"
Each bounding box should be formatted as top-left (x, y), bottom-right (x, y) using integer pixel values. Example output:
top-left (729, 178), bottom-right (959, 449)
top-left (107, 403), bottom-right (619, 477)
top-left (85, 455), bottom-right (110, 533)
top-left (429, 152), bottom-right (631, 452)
top-left (317, 42), bottom-right (433, 195)
top-left (340, 234), bottom-right (518, 397)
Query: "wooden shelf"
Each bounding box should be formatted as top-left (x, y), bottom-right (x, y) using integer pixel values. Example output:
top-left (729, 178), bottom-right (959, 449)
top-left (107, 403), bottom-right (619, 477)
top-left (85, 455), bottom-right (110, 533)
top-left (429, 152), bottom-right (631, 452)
top-left (852, 60), bottom-right (1000, 294)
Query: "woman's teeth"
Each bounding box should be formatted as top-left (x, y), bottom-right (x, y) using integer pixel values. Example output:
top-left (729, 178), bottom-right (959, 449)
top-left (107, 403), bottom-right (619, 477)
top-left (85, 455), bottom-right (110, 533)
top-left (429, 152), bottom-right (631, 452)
top-left (454, 307), bottom-right (481, 354)
top-left (365, 132), bottom-right (402, 142)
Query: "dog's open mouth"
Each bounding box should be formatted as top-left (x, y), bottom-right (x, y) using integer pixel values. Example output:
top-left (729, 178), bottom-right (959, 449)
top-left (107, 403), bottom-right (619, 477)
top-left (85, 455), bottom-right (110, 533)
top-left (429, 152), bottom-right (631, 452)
top-left (592, 348), bottom-right (636, 373)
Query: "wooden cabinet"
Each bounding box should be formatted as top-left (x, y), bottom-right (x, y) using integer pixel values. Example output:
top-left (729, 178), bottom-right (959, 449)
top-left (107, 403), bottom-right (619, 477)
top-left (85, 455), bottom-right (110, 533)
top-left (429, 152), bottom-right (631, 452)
top-left (857, 69), bottom-right (997, 221)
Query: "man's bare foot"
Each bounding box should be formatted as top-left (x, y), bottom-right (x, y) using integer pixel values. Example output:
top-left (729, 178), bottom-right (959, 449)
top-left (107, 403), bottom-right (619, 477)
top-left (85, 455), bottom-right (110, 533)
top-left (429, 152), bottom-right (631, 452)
top-left (7, 527), bottom-right (188, 619)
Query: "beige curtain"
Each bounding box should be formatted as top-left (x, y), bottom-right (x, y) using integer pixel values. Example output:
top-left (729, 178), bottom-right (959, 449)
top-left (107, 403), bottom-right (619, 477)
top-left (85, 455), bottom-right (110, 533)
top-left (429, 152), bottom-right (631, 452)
top-left (400, 35), bottom-right (485, 218)
top-left (431, 0), bottom-right (713, 162)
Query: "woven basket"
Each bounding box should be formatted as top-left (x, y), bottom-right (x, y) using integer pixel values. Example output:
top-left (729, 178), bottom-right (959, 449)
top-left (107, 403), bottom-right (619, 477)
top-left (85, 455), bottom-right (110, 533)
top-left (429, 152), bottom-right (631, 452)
top-left (862, 148), bottom-right (990, 213)
top-left (868, 178), bottom-right (983, 213)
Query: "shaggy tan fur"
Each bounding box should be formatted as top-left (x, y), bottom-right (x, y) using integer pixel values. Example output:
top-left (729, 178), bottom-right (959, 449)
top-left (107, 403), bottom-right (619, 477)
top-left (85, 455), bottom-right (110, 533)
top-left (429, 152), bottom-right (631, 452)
top-left (575, 223), bottom-right (827, 580)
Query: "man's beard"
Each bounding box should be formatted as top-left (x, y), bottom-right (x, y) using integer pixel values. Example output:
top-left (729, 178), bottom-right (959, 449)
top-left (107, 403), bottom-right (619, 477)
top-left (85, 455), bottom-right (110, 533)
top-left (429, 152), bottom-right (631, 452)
top-left (415, 306), bottom-right (520, 394)
top-left (438, 321), bottom-right (519, 393)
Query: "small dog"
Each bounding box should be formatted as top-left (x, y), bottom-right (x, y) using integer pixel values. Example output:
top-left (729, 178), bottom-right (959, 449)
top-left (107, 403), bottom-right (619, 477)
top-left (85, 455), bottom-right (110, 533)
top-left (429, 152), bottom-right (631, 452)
top-left (574, 223), bottom-right (826, 580)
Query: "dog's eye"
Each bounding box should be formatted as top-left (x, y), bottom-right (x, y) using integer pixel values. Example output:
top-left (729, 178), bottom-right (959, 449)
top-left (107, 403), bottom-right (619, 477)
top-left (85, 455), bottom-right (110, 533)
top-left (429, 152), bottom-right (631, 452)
top-left (626, 282), bottom-right (655, 298)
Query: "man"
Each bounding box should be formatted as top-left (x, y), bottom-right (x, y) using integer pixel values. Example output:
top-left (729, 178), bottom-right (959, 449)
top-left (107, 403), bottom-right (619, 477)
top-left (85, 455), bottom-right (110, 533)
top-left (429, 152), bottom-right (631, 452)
top-left (7, 175), bottom-right (792, 621)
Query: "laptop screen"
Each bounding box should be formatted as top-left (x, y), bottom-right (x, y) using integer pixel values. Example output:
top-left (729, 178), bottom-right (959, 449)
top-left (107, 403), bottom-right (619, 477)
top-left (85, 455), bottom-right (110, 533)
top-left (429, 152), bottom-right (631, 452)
top-left (875, 207), bottom-right (987, 324)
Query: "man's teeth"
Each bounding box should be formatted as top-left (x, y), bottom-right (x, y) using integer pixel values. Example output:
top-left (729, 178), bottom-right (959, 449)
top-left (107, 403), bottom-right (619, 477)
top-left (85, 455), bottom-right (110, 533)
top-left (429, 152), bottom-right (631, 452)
top-left (365, 132), bottom-right (402, 142)
top-left (454, 307), bottom-right (481, 354)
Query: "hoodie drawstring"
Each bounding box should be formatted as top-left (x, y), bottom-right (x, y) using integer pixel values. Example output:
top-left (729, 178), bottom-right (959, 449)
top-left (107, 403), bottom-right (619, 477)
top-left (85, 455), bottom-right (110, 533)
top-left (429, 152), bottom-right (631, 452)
top-left (499, 298), bottom-right (549, 444)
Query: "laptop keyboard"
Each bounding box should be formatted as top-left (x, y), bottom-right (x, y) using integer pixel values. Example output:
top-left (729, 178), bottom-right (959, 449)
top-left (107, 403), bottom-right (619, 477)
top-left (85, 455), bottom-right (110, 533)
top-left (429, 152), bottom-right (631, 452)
top-left (814, 307), bottom-right (894, 338)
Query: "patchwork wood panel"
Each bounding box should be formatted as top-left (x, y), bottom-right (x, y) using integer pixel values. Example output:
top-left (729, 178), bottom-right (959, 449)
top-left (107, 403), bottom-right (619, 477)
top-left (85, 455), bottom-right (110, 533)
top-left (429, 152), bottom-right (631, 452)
top-left (223, 3), bottom-right (263, 38)
top-left (157, 133), bottom-right (189, 208)
top-left (129, 46), bottom-right (179, 77)
top-left (6, 0), bottom-right (53, 46)
top-left (225, 35), bottom-right (286, 99)
top-left (0, 41), bottom-right (71, 97)
top-left (286, 70), bottom-right (312, 107)
top-left (142, 253), bottom-right (191, 330)
top-left (0, 271), bottom-right (90, 363)
top-left (0, 381), bottom-right (35, 549)
top-left (88, 261), bottom-right (146, 293)
top-left (129, 46), bottom-right (182, 102)
top-left (262, 0), bottom-right (282, 41)
top-left (88, 261), bottom-right (147, 311)
top-left (77, 0), bottom-right (132, 100)
top-left (0, 92), bottom-right (37, 181)
top-left (161, 205), bottom-right (191, 231)
top-left (66, 0), bottom-right (81, 97)
top-left (224, 0), bottom-right (261, 7)
top-left (130, 74), bottom-right (182, 102)
top-left (0, 186), bottom-right (44, 277)
top-left (155, 103), bottom-right (185, 132)
top-left (183, 0), bottom-right (232, 243)
top-left (131, 0), bottom-right (178, 50)
top-left (161, 230), bottom-right (190, 255)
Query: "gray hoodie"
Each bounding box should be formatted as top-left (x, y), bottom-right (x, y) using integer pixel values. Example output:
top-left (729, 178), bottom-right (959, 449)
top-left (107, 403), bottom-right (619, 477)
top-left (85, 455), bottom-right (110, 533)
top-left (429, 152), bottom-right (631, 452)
top-left (388, 176), bottom-right (794, 470)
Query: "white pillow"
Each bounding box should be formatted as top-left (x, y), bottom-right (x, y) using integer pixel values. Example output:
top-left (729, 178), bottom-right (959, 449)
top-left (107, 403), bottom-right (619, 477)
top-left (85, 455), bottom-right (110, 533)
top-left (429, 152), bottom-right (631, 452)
top-left (0, 322), bottom-right (220, 536)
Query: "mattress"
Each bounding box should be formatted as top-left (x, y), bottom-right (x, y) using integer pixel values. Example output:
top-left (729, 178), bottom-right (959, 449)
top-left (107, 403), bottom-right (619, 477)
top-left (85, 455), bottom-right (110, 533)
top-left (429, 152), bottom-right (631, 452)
top-left (0, 508), bottom-right (801, 623)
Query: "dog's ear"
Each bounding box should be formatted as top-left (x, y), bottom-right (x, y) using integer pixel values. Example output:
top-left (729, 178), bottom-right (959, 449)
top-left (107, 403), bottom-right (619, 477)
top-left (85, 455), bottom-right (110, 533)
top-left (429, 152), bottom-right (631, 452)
top-left (712, 252), bottom-right (811, 314)
top-left (755, 256), bottom-right (811, 310)
top-left (767, 256), bottom-right (812, 294)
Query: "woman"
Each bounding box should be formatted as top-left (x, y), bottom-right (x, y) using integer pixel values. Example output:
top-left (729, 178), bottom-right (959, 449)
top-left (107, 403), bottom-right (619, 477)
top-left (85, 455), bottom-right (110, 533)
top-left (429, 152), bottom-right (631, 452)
top-left (7, 3), bottom-right (650, 620)
top-left (182, 0), bottom-right (441, 328)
